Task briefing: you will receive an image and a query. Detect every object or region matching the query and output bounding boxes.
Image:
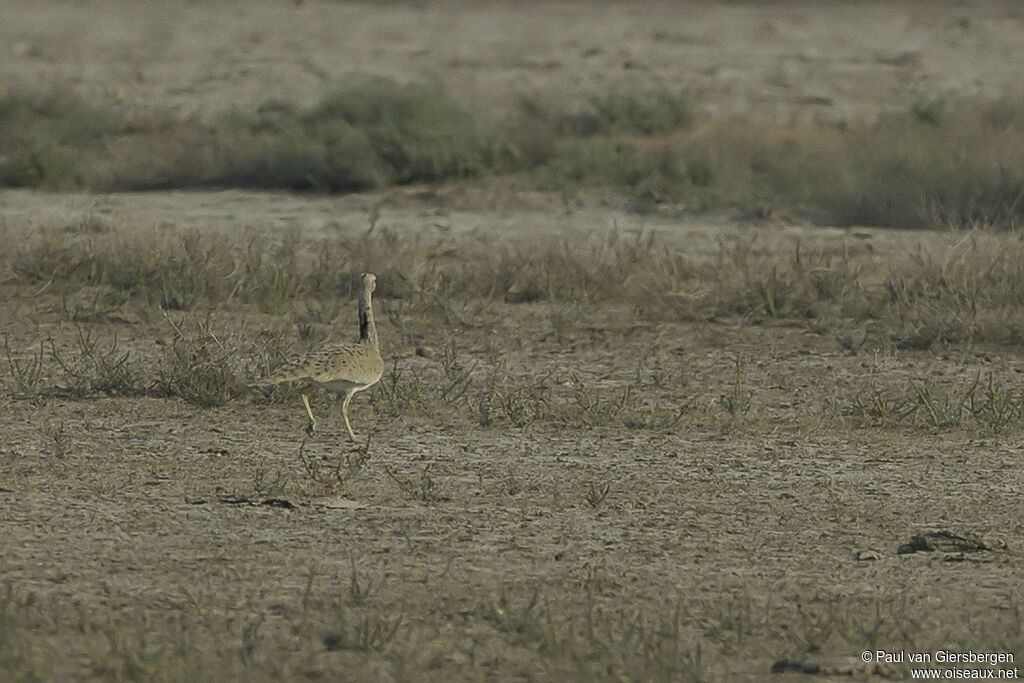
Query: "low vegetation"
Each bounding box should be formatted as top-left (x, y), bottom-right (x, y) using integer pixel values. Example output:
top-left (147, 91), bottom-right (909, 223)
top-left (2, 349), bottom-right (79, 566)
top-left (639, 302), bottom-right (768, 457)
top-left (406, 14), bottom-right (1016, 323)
top-left (3, 80), bottom-right (1024, 683)
top-left (5, 217), bottom-right (1024, 440)
top-left (851, 373), bottom-right (1024, 433)
top-left (3, 81), bottom-right (1024, 228)
top-left (2, 574), bottom-right (1015, 681)
top-left (8, 215), bottom-right (1024, 340)
top-left (4, 223), bottom-right (1022, 680)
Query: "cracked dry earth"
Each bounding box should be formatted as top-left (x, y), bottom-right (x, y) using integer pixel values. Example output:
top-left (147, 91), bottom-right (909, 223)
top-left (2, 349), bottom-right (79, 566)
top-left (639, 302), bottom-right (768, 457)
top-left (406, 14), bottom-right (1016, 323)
top-left (1, 239), bottom-right (1022, 679)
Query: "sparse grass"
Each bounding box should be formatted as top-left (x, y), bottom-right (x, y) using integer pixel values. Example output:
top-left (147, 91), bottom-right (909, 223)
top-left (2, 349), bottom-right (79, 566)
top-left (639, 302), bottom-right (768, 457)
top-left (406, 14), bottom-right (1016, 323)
top-left (375, 360), bottom-right (430, 415)
top-left (483, 591), bottom-right (560, 654)
top-left (719, 356), bottom-right (752, 417)
top-left (477, 376), bottom-right (557, 430)
top-left (10, 210), bottom-right (1024, 351)
top-left (3, 335), bottom-right (44, 400)
top-left (473, 372), bottom-right (550, 428)
top-left (156, 314), bottom-right (247, 407)
top-left (44, 421), bottom-right (71, 459)
top-left (0, 586), bottom-right (34, 677)
top-left (559, 371), bottom-right (691, 431)
top-left (252, 464), bottom-right (290, 498)
top-left (321, 606), bottom-right (402, 653)
top-left (384, 464), bottom-right (443, 503)
top-left (500, 386), bottom-right (547, 427)
top-left (854, 373), bottom-right (1024, 433)
top-left (48, 326), bottom-right (139, 397)
top-left (583, 481), bottom-right (611, 509)
top-left (622, 396), bottom-right (690, 431)
top-left (296, 436), bottom-right (372, 495)
top-left (8, 217), bottom-right (1024, 447)
top-left (480, 591), bottom-right (711, 680)
top-left (569, 374), bottom-right (631, 427)
top-left (575, 602), bottom-right (707, 681)
top-left (437, 345), bottom-right (475, 405)
top-left (0, 555), bottom-right (1013, 680)
top-left (347, 561), bottom-right (376, 607)
top-left (702, 589), bottom-right (767, 653)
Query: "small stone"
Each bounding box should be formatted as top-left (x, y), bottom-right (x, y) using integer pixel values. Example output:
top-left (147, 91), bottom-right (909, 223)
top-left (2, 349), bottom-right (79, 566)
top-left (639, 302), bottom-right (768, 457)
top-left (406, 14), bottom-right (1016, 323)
top-left (854, 549), bottom-right (881, 561)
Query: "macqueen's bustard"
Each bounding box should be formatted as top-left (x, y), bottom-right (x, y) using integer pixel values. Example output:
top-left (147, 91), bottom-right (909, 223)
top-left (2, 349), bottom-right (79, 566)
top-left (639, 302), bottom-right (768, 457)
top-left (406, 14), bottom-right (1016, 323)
top-left (254, 272), bottom-right (383, 440)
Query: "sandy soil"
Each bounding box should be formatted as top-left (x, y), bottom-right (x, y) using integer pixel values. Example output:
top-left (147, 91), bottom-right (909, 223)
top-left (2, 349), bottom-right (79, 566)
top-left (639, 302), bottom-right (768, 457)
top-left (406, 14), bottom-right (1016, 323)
top-left (4, 0), bottom-right (1024, 124)
top-left (2, 1), bottom-right (1024, 681)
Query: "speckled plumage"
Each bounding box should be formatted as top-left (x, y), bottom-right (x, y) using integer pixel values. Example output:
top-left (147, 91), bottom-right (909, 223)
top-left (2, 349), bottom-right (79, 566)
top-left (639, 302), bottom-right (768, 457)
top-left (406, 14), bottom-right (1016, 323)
top-left (256, 272), bottom-right (383, 440)
top-left (261, 340), bottom-right (383, 393)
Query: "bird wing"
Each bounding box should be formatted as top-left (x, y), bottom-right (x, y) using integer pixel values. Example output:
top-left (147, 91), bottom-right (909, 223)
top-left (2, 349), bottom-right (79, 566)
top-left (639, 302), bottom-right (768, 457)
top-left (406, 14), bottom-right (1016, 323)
top-left (254, 341), bottom-right (382, 387)
top-left (254, 342), bottom-right (353, 386)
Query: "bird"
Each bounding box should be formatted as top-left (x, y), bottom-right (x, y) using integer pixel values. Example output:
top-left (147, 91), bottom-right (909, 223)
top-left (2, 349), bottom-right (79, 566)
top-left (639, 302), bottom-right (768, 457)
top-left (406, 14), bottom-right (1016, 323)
top-left (254, 272), bottom-right (383, 440)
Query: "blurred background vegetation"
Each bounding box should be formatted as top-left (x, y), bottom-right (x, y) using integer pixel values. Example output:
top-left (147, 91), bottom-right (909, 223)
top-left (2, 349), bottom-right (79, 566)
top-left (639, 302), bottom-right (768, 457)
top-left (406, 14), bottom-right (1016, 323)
top-left (3, 80), bottom-right (1022, 230)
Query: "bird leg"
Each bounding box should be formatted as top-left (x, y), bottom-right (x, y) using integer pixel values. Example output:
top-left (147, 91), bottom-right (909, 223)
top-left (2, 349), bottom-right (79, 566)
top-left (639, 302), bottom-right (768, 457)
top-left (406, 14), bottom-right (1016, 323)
top-left (301, 393), bottom-right (317, 436)
top-left (341, 390), bottom-right (357, 442)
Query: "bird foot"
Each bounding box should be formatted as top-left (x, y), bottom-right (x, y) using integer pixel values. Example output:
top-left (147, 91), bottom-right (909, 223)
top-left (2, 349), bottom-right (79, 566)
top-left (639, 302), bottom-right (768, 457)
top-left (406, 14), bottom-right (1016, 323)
top-left (305, 419), bottom-right (317, 437)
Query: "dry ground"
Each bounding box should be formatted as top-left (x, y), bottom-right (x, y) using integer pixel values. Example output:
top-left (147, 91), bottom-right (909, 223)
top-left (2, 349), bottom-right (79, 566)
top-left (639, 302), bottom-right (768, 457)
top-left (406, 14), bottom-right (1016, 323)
top-left (2, 189), bottom-right (1022, 681)
top-left (2, 1), bottom-right (1024, 681)
top-left (4, 0), bottom-right (1024, 124)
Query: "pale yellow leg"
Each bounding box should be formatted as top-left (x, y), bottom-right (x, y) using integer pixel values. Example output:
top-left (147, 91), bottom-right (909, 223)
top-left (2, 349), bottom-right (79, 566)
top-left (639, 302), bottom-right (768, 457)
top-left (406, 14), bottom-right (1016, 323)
top-left (301, 393), bottom-right (317, 435)
top-left (341, 390), bottom-right (357, 442)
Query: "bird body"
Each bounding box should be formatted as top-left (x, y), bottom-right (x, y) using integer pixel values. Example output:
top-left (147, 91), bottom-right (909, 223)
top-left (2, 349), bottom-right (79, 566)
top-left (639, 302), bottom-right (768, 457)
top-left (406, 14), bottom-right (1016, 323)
top-left (257, 340), bottom-right (383, 393)
top-left (256, 273), bottom-right (383, 440)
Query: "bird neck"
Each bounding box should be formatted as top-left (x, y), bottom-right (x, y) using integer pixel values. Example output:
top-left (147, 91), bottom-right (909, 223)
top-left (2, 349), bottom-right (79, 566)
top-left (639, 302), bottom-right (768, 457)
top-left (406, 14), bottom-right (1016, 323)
top-left (358, 287), bottom-right (379, 348)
